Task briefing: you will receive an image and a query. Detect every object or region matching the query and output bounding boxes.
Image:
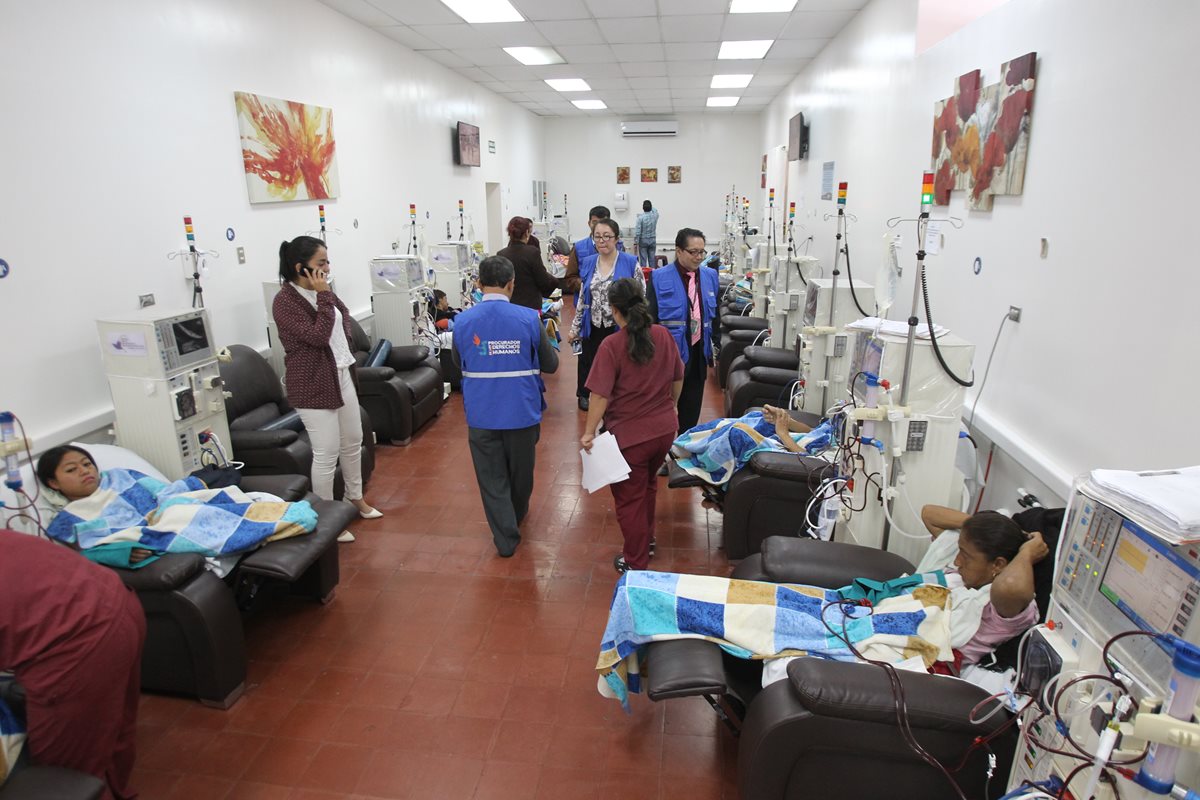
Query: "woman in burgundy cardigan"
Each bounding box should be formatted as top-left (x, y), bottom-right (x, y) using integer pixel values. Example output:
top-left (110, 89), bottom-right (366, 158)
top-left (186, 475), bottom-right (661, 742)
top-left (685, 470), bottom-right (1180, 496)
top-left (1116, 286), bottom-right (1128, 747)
top-left (273, 236), bottom-right (381, 540)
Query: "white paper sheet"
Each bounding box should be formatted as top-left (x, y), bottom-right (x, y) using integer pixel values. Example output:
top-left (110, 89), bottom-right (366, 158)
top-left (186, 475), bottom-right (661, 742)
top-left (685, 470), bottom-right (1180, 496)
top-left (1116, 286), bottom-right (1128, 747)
top-left (580, 431), bottom-right (631, 493)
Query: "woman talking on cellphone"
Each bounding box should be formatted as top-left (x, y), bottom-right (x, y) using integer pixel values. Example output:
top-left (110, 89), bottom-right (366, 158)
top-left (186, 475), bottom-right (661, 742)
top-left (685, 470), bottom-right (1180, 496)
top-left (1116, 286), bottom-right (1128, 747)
top-left (273, 236), bottom-right (381, 541)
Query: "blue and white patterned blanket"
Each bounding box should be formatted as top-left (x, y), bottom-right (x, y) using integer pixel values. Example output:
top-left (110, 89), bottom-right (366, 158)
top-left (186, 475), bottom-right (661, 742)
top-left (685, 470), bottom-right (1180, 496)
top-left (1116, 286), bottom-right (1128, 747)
top-left (46, 469), bottom-right (317, 568)
top-left (597, 571), bottom-right (953, 710)
top-left (671, 412), bottom-right (833, 486)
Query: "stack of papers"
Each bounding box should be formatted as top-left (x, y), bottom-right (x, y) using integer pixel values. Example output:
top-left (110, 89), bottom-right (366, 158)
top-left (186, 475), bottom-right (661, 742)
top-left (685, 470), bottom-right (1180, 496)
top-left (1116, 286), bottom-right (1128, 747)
top-left (581, 432), bottom-right (631, 493)
top-left (1088, 466), bottom-right (1200, 544)
top-left (846, 317), bottom-right (950, 339)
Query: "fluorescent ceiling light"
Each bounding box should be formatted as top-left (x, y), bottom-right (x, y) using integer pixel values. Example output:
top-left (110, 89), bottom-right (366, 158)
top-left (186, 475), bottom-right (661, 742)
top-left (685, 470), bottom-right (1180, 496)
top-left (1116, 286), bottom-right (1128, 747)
top-left (707, 96), bottom-right (740, 107)
top-left (545, 78), bottom-right (591, 92)
top-left (718, 40), bottom-right (773, 59)
top-left (729, 0), bottom-right (797, 12)
top-left (572, 99), bottom-right (608, 110)
top-left (711, 74), bottom-right (753, 89)
top-left (439, 0), bottom-right (523, 23)
top-left (503, 46), bottom-right (564, 65)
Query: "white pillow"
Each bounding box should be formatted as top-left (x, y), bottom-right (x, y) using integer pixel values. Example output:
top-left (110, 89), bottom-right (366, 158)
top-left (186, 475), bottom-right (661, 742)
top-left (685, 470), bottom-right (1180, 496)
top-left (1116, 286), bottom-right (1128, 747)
top-left (70, 442), bottom-right (169, 482)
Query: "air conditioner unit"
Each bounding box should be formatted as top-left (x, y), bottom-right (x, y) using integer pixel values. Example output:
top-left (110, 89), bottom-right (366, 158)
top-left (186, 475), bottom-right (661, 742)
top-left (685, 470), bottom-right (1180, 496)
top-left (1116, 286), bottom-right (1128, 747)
top-left (620, 120), bottom-right (678, 138)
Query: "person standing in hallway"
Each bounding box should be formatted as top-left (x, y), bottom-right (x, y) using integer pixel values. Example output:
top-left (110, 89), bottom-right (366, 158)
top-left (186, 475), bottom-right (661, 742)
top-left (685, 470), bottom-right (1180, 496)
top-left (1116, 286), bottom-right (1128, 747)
top-left (633, 200), bottom-right (660, 268)
top-left (567, 218), bottom-right (642, 412)
top-left (647, 228), bottom-right (720, 436)
top-left (453, 255), bottom-right (559, 557)
top-left (497, 216), bottom-right (562, 311)
top-left (581, 279), bottom-right (683, 573)
top-left (561, 205), bottom-right (625, 298)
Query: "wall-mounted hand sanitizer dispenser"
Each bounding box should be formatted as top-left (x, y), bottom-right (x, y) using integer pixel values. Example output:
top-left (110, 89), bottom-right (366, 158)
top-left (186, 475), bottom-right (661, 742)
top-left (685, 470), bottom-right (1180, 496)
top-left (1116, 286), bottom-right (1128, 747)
top-left (614, 191), bottom-right (628, 212)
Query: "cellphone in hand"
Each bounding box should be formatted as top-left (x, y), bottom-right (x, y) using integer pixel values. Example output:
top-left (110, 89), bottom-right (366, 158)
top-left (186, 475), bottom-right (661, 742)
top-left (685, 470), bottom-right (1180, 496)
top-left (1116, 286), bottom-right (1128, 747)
top-left (571, 339), bottom-right (583, 356)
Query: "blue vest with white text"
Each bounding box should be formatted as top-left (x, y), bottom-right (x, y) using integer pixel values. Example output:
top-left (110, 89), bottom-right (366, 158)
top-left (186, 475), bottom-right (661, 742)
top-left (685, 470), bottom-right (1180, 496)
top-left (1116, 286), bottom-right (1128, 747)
top-left (651, 264), bottom-right (719, 365)
top-left (577, 251), bottom-right (639, 339)
top-left (574, 236), bottom-right (625, 267)
top-left (454, 299), bottom-right (544, 430)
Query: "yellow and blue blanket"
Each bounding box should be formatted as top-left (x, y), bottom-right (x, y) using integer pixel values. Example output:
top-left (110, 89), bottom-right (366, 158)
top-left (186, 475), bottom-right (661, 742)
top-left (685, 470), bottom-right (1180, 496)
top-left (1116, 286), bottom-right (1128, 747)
top-left (46, 469), bottom-right (317, 568)
top-left (671, 412), bottom-right (833, 486)
top-left (597, 571), bottom-right (953, 711)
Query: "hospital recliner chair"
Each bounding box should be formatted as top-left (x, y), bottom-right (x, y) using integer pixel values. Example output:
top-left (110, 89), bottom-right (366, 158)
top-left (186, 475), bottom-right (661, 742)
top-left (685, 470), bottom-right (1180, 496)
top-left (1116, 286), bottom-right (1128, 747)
top-left (716, 315), bottom-right (769, 389)
top-left (644, 536), bottom-right (1017, 800)
top-left (347, 318), bottom-right (444, 446)
top-left (724, 345), bottom-right (799, 418)
top-left (219, 344), bottom-right (375, 498)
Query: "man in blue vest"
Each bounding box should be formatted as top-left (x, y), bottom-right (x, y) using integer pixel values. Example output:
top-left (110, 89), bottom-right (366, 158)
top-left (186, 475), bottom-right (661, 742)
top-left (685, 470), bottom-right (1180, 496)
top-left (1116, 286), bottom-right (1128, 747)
top-left (647, 228), bottom-right (720, 439)
top-left (561, 205), bottom-right (625, 298)
top-left (454, 256), bottom-right (559, 557)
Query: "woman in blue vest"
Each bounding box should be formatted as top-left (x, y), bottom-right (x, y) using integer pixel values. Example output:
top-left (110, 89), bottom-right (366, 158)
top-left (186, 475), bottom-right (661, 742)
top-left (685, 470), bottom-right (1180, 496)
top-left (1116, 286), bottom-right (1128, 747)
top-left (567, 218), bottom-right (642, 411)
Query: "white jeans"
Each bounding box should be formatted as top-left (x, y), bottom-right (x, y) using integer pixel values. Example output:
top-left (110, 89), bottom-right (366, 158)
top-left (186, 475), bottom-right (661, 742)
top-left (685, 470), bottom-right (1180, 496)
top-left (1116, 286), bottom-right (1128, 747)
top-left (295, 367), bottom-right (364, 501)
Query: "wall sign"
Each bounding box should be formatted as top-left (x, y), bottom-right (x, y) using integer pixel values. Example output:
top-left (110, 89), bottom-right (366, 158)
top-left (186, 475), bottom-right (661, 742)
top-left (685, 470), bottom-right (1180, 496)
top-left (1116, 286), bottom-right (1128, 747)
top-left (488, 140), bottom-right (496, 154)
top-left (0, 258), bottom-right (8, 279)
top-left (225, 227), bottom-right (236, 241)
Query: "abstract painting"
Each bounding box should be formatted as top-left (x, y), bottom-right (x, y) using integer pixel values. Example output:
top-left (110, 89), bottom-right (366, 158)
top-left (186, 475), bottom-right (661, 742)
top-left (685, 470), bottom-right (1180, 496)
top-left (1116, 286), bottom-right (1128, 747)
top-left (234, 91), bottom-right (340, 203)
top-left (931, 53), bottom-right (1036, 211)
top-left (617, 166), bottom-right (630, 184)
top-left (668, 166), bottom-right (681, 184)
top-left (641, 168), bottom-right (658, 183)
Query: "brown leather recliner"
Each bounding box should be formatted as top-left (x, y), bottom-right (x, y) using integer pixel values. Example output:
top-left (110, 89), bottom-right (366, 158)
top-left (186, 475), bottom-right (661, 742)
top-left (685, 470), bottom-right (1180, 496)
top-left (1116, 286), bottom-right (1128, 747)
top-left (347, 318), bottom-right (444, 446)
top-left (724, 345), bottom-right (799, 417)
top-left (717, 314), bottom-right (769, 388)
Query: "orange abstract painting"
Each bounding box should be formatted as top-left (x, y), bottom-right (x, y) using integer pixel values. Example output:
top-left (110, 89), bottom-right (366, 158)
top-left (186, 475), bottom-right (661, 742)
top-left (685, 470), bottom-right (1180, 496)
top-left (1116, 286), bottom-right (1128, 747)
top-left (234, 91), bottom-right (340, 203)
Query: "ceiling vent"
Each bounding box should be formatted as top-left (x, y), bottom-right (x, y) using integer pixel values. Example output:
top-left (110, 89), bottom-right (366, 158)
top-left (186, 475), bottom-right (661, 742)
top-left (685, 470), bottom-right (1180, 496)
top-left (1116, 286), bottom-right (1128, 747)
top-left (620, 120), bottom-right (678, 138)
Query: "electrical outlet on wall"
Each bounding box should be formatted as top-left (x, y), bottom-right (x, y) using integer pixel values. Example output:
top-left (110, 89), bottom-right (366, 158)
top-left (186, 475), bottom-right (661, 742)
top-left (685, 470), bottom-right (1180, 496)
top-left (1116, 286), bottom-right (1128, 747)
top-left (237, 247), bottom-right (246, 265)
top-left (1008, 306), bottom-right (1022, 322)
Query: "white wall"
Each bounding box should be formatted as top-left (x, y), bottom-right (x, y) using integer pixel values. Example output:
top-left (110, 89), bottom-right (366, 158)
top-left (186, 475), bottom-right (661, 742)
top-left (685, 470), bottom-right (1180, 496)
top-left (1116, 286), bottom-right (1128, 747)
top-left (762, 0), bottom-right (1200, 501)
top-left (0, 0), bottom-right (544, 447)
top-left (543, 114), bottom-right (762, 249)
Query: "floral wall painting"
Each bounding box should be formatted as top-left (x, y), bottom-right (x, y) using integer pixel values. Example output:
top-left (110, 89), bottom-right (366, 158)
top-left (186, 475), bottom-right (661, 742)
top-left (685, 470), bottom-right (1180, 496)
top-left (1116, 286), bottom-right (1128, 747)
top-left (617, 166), bottom-right (630, 184)
top-left (667, 165), bottom-right (681, 184)
top-left (641, 168), bottom-right (658, 183)
top-left (234, 91), bottom-right (340, 203)
top-left (931, 52), bottom-right (1036, 211)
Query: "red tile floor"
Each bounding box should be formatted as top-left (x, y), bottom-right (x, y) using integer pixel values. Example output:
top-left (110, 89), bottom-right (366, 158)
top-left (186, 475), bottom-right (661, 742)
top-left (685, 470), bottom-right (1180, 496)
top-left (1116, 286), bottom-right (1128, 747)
top-left (131, 314), bottom-right (742, 799)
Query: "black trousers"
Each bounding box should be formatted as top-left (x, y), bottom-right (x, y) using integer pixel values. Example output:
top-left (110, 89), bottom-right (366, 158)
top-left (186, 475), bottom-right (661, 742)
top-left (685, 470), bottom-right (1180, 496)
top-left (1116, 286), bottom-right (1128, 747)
top-left (677, 338), bottom-right (709, 433)
top-left (467, 424), bottom-right (540, 555)
top-left (577, 323), bottom-right (618, 399)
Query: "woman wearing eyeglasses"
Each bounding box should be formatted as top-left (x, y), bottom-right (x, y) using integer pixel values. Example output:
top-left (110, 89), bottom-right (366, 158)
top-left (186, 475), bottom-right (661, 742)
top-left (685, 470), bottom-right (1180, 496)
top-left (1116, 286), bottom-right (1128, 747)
top-left (567, 218), bottom-right (642, 411)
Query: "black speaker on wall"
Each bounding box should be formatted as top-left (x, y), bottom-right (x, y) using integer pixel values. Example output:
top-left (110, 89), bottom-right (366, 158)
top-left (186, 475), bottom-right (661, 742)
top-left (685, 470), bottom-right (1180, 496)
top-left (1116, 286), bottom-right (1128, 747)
top-left (788, 112), bottom-right (809, 161)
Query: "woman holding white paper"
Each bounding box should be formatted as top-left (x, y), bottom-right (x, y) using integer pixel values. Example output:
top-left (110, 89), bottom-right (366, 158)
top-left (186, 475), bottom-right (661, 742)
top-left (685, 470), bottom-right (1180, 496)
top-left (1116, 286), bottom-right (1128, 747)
top-left (581, 278), bottom-right (684, 573)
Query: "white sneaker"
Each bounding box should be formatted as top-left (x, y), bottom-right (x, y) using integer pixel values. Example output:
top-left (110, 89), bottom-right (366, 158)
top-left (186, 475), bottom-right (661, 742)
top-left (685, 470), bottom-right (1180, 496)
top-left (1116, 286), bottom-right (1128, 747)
top-left (337, 530), bottom-right (356, 543)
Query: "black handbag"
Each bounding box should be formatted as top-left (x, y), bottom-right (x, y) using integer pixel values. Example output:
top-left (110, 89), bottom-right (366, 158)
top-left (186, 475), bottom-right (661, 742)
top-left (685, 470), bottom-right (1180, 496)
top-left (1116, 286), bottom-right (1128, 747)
top-left (188, 465), bottom-right (242, 488)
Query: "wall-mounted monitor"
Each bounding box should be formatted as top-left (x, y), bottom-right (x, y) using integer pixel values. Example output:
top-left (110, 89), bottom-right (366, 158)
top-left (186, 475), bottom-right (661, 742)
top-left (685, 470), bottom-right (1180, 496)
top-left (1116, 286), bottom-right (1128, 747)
top-left (788, 112), bottom-right (809, 161)
top-left (454, 121), bottom-right (481, 167)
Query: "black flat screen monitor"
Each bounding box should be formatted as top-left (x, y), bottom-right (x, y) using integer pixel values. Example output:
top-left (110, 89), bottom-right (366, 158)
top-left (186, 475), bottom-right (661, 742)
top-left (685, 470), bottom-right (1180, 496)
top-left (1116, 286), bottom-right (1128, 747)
top-left (455, 121), bottom-right (481, 167)
top-left (788, 112), bottom-right (809, 161)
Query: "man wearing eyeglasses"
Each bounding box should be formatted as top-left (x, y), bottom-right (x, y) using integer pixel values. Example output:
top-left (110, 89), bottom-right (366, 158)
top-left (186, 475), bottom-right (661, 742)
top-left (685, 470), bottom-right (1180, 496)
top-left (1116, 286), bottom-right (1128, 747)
top-left (647, 228), bottom-right (720, 441)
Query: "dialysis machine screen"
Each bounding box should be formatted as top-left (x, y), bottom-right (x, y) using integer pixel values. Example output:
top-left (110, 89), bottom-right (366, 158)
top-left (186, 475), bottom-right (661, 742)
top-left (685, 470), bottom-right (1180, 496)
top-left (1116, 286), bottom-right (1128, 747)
top-left (172, 317), bottom-right (209, 355)
top-left (1100, 520), bottom-right (1200, 641)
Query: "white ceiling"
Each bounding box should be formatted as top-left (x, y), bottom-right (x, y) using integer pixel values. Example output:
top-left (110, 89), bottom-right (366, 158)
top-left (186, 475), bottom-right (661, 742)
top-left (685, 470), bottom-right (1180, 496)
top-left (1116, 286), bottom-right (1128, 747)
top-left (318, 0), bottom-right (867, 116)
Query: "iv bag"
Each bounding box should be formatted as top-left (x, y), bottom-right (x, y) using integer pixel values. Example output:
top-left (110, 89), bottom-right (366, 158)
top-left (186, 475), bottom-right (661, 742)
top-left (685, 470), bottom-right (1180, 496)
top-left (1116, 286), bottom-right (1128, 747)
top-left (874, 234), bottom-right (902, 318)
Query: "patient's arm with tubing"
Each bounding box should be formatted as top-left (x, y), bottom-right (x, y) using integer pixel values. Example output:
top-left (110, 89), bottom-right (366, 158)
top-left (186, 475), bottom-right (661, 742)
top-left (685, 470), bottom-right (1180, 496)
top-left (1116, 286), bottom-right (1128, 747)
top-left (921, 503), bottom-right (970, 538)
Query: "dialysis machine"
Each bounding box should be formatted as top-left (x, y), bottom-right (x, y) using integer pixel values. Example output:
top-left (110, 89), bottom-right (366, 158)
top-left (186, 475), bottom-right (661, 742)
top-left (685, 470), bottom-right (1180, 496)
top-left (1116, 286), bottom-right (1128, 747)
top-left (796, 278), bottom-right (875, 418)
top-left (96, 309), bottom-right (232, 480)
top-left (370, 255), bottom-right (428, 347)
top-left (262, 281), bottom-right (286, 378)
top-left (428, 242), bottom-right (472, 306)
top-left (769, 254), bottom-right (820, 350)
top-left (1005, 480), bottom-right (1200, 799)
top-left (748, 244), bottom-right (772, 321)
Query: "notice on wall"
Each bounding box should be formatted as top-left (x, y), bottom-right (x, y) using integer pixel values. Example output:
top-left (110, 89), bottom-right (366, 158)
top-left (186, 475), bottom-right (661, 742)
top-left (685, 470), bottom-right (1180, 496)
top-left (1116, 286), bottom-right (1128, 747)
top-left (821, 161), bottom-right (835, 200)
top-left (924, 220), bottom-right (943, 255)
top-left (105, 331), bottom-right (147, 357)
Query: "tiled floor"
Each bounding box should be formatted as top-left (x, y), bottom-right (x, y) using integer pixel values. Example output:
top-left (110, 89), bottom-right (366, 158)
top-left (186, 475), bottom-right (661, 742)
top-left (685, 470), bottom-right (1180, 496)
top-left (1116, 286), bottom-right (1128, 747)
top-left (131, 309), bottom-right (741, 799)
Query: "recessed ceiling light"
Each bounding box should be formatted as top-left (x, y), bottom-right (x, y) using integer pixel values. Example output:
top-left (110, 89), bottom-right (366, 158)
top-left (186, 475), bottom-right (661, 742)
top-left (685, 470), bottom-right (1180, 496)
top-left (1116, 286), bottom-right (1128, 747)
top-left (707, 96), bottom-right (740, 107)
top-left (438, 0), bottom-right (523, 23)
top-left (503, 46), bottom-right (564, 65)
top-left (729, 0), bottom-right (797, 12)
top-left (545, 78), bottom-right (591, 92)
top-left (718, 40), bottom-right (774, 59)
top-left (711, 74), bottom-right (753, 89)
top-left (572, 99), bottom-right (608, 110)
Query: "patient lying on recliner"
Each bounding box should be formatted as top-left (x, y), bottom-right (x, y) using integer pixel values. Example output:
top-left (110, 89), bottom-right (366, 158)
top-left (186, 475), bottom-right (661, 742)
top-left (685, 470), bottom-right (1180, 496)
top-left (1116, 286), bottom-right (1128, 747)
top-left (36, 445), bottom-right (317, 570)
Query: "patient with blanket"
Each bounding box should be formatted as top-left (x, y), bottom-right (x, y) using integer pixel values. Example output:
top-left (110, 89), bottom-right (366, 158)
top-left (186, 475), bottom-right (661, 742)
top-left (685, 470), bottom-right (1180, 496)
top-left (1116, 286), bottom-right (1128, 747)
top-left (37, 445), bottom-right (317, 569)
top-left (597, 509), bottom-right (1047, 709)
top-left (670, 405), bottom-right (832, 487)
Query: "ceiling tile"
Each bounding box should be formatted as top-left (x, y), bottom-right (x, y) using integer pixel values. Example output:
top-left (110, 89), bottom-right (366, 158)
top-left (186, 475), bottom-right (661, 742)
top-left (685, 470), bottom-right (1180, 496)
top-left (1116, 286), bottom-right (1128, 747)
top-left (711, 57), bottom-right (765, 72)
top-left (620, 61), bottom-right (669, 77)
top-left (720, 12), bottom-right (791, 40)
top-left (796, 0), bottom-right (869, 9)
top-left (479, 81), bottom-right (517, 93)
top-left (659, 15), bottom-right (725, 43)
top-left (745, 71), bottom-right (796, 87)
top-left (475, 21), bottom-right (550, 46)
top-left (597, 18), bottom-right (663, 44)
top-left (659, 0), bottom-right (728, 13)
top-left (611, 42), bottom-right (665, 62)
top-left (741, 83), bottom-right (783, 96)
top-left (779, 10), bottom-right (858, 39)
top-left (411, 23), bottom-right (497, 48)
top-left (765, 38), bottom-right (827, 58)
top-left (510, 0), bottom-right (592, 20)
top-left (584, 0), bottom-right (656, 17)
top-left (588, 76), bottom-right (632, 89)
top-left (636, 89), bottom-right (673, 100)
top-left (532, 19), bottom-right (604, 45)
top-left (666, 59), bottom-right (719, 76)
top-left (318, 0), bottom-right (397, 26)
top-left (466, 46), bottom-right (525, 65)
top-left (558, 43), bottom-right (614, 62)
top-left (738, 95), bottom-right (773, 105)
top-left (524, 90), bottom-right (567, 101)
top-left (559, 62), bottom-right (627, 78)
top-left (506, 79), bottom-right (552, 91)
top-left (672, 98), bottom-right (706, 108)
top-left (484, 64), bottom-right (539, 81)
top-left (665, 42), bottom-right (719, 60)
top-left (423, 49), bottom-right (474, 68)
top-left (600, 89), bottom-right (638, 100)
top-left (455, 66), bottom-right (494, 81)
top-left (374, 25), bottom-right (441, 49)
top-left (633, 76), bottom-right (670, 89)
top-left (606, 105), bottom-right (643, 113)
top-left (640, 106), bottom-right (676, 114)
top-left (669, 88), bottom-right (711, 98)
top-left (755, 58), bottom-right (812, 73)
top-left (668, 74), bottom-right (713, 88)
top-left (369, 0), bottom-right (461, 25)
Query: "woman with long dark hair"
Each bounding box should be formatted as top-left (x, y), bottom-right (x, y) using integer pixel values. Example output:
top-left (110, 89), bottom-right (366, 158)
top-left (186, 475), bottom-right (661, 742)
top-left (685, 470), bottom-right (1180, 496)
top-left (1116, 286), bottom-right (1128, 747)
top-left (581, 278), bottom-right (684, 572)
